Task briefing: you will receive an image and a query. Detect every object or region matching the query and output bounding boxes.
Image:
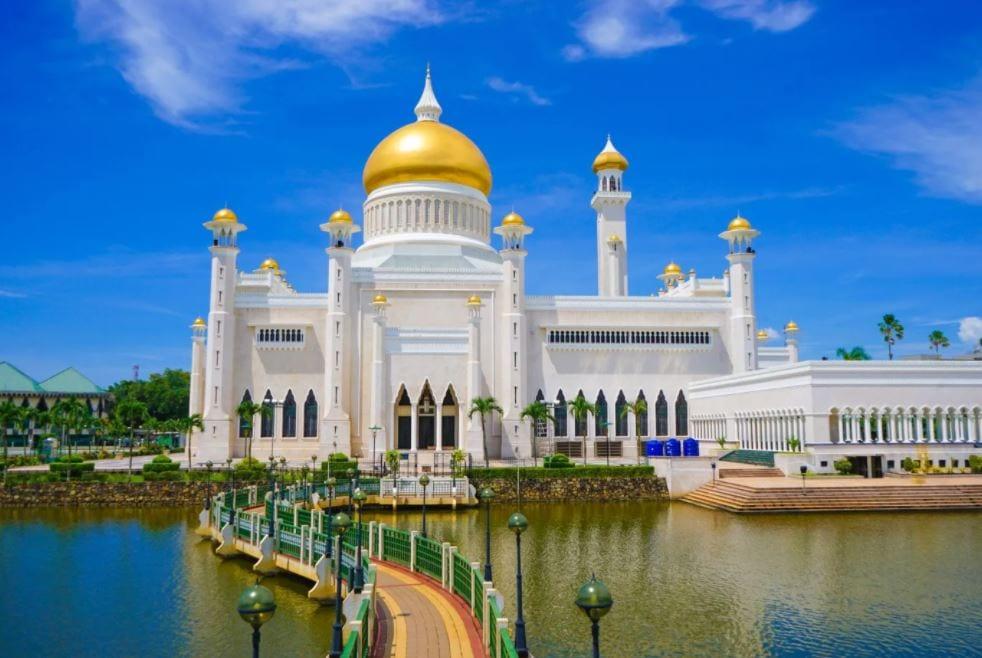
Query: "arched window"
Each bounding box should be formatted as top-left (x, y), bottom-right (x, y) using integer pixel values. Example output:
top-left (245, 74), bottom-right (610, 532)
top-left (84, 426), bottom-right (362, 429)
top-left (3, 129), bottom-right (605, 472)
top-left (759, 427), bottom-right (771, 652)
top-left (554, 390), bottom-right (567, 437)
top-left (261, 390), bottom-right (274, 438)
top-left (615, 391), bottom-right (628, 437)
top-left (533, 390), bottom-right (548, 438)
top-left (637, 390), bottom-right (648, 438)
top-left (574, 390), bottom-right (588, 437)
top-left (602, 176), bottom-right (608, 192)
top-left (655, 391), bottom-right (668, 436)
top-left (303, 390), bottom-right (318, 438)
top-left (595, 390), bottom-right (608, 436)
top-left (282, 390), bottom-right (296, 438)
top-left (239, 390), bottom-right (252, 438)
top-left (675, 391), bottom-right (688, 436)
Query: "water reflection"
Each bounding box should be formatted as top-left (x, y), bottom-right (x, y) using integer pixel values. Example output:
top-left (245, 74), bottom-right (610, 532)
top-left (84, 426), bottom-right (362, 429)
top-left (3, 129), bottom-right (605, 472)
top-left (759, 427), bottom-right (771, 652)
top-left (1, 504), bottom-right (979, 657)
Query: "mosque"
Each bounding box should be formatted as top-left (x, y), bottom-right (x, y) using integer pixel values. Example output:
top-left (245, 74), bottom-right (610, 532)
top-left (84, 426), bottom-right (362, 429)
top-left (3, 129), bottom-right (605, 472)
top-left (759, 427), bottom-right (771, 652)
top-left (188, 70), bottom-right (982, 476)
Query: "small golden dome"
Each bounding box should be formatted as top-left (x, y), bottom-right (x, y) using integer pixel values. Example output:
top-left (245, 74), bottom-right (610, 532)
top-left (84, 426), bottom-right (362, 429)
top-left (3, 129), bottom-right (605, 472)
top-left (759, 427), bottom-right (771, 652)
top-left (502, 211), bottom-right (525, 226)
top-left (728, 214), bottom-right (751, 231)
top-left (191, 317), bottom-right (206, 328)
top-left (259, 258), bottom-right (280, 272)
top-left (785, 320), bottom-right (799, 333)
top-left (663, 261), bottom-right (682, 276)
top-left (607, 234), bottom-right (623, 243)
top-left (212, 207), bottom-right (238, 223)
top-left (363, 120), bottom-right (492, 195)
top-left (329, 208), bottom-right (353, 223)
top-left (592, 136), bottom-right (629, 173)
top-left (756, 329), bottom-right (769, 342)
top-left (466, 294), bottom-right (482, 305)
top-left (372, 293), bottom-right (388, 304)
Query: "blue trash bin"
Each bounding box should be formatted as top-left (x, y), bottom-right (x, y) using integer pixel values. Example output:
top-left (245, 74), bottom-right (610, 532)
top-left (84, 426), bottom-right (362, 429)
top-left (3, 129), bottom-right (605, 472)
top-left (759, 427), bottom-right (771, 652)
top-left (645, 440), bottom-right (664, 457)
top-left (665, 438), bottom-right (681, 456)
top-left (682, 437), bottom-right (699, 456)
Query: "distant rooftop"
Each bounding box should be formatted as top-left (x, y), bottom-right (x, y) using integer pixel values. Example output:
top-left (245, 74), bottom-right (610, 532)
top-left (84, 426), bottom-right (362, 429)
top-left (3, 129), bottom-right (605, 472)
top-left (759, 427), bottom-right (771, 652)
top-left (0, 362), bottom-right (105, 395)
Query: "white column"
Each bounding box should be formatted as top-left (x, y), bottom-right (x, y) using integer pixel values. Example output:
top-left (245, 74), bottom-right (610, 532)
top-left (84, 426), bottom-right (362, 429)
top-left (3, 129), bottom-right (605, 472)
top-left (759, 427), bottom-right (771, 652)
top-left (838, 413), bottom-right (845, 443)
top-left (370, 305), bottom-right (387, 453)
top-left (410, 402), bottom-right (418, 453)
top-left (435, 402), bottom-right (443, 452)
top-left (915, 410), bottom-right (923, 442)
top-left (851, 414), bottom-right (859, 443)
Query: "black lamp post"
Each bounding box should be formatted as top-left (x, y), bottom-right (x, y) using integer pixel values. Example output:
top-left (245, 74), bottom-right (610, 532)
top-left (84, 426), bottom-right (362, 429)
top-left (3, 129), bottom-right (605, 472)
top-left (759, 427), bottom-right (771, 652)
top-left (575, 574), bottom-right (613, 658)
top-left (481, 487), bottom-right (494, 581)
top-left (237, 580), bottom-right (277, 658)
top-left (204, 460), bottom-right (214, 509)
top-left (369, 425), bottom-right (382, 473)
top-left (279, 457), bottom-right (287, 492)
top-left (419, 474), bottom-right (430, 538)
top-left (711, 461), bottom-right (717, 485)
top-left (326, 477), bottom-right (337, 551)
top-left (352, 487), bottom-right (366, 593)
top-left (508, 511), bottom-right (529, 657)
top-left (800, 464), bottom-right (807, 493)
top-left (267, 455), bottom-right (275, 495)
top-left (329, 512), bottom-right (352, 658)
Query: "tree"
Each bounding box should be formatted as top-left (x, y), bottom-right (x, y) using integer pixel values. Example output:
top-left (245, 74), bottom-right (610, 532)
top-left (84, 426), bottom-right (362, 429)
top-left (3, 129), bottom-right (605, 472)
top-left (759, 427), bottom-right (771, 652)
top-left (836, 346), bottom-right (871, 361)
top-left (928, 330), bottom-right (950, 355)
top-left (568, 394), bottom-right (596, 465)
top-left (0, 400), bottom-right (19, 485)
top-left (235, 400), bottom-right (265, 462)
top-left (51, 398), bottom-right (88, 459)
top-left (178, 413), bottom-right (205, 472)
top-left (519, 401), bottom-right (555, 466)
top-left (621, 396), bottom-right (649, 464)
top-left (116, 399), bottom-right (149, 481)
top-left (467, 397), bottom-right (503, 469)
top-left (878, 314), bottom-right (904, 360)
top-left (107, 369), bottom-right (190, 422)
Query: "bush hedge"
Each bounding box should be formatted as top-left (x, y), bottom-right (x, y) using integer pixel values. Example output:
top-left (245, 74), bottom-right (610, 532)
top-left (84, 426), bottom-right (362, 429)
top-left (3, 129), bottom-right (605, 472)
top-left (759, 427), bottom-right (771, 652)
top-left (833, 459), bottom-right (853, 475)
top-left (50, 461), bottom-right (95, 475)
top-left (970, 455), bottom-right (982, 474)
top-left (468, 465), bottom-right (654, 480)
top-left (542, 454), bottom-right (573, 469)
top-left (142, 455), bottom-right (180, 474)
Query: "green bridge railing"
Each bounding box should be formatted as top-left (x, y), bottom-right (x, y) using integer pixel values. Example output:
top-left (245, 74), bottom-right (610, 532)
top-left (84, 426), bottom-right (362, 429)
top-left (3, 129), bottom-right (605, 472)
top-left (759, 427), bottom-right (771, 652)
top-left (207, 482), bottom-right (519, 658)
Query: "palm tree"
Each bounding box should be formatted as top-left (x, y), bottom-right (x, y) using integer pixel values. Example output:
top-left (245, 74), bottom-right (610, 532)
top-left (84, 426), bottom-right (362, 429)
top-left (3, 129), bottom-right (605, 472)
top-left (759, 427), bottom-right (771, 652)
top-left (928, 330), bottom-right (950, 355)
top-left (25, 408), bottom-right (49, 456)
top-left (179, 413), bottom-right (205, 472)
top-left (115, 399), bottom-right (148, 481)
top-left (519, 401), bottom-right (555, 466)
top-left (235, 400), bottom-right (264, 462)
top-left (836, 346), bottom-right (871, 361)
top-left (0, 400), bottom-right (19, 485)
top-left (878, 314), bottom-right (904, 360)
top-left (621, 397), bottom-right (649, 464)
top-left (51, 398), bottom-right (88, 459)
top-left (467, 396), bottom-right (502, 468)
top-left (568, 394), bottom-right (596, 465)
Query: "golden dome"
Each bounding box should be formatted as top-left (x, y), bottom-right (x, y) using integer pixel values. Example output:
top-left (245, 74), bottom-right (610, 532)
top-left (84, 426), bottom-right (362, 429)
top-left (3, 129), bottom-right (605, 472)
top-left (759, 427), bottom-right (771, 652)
top-left (191, 317), bottom-right (206, 328)
top-left (592, 136), bottom-right (629, 173)
top-left (728, 214), bottom-right (752, 231)
top-left (466, 294), bottom-right (482, 305)
top-left (259, 258), bottom-right (280, 272)
top-left (785, 320), bottom-right (799, 333)
top-left (329, 208), bottom-right (352, 223)
top-left (756, 329), bottom-right (769, 342)
top-left (212, 207), bottom-right (238, 223)
top-left (363, 120), bottom-right (492, 195)
top-left (607, 234), bottom-right (623, 243)
top-left (502, 211), bottom-right (525, 226)
top-left (372, 293), bottom-right (388, 304)
top-left (663, 261), bottom-right (682, 276)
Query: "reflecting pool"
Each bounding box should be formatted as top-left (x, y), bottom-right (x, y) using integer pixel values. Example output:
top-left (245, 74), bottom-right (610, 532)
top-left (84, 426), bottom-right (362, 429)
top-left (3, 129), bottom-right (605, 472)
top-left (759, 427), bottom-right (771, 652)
top-left (1, 503), bottom-right (979, 657)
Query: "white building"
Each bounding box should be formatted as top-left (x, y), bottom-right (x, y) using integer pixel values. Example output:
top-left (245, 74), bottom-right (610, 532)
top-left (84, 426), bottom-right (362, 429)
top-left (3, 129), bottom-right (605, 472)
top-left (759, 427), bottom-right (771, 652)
top-left (188, 70), bottom-right (982, 475)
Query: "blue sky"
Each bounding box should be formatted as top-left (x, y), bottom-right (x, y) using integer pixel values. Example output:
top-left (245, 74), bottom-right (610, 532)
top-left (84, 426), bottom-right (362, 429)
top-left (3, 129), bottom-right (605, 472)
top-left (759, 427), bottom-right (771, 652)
top-left (1, 0), bottom-right (981, 385)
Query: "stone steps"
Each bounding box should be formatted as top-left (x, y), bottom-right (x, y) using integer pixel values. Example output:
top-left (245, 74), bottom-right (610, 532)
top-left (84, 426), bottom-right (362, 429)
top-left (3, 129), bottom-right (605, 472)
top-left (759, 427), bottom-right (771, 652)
top-left (718, 467), bottom-right (784, 478)
top-left (681, 480), bottom-right (982, 513)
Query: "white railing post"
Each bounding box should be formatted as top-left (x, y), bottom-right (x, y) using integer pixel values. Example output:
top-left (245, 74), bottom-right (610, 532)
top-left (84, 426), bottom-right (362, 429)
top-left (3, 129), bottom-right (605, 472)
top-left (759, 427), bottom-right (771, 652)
top-left (368, 521), bottom-right (378, 558)
top-left (483, 585), bottom-right (495, 647)
top-left (470, 561), bottom-right (481, 613)
top-left (410, 530), bottom-right (419, 572)
top-left (495, 617), bottom-right (509, 658)
top-left (378, 523), bottom-right (386, 560)
top-left (441, 542), bottom-right (451, 589)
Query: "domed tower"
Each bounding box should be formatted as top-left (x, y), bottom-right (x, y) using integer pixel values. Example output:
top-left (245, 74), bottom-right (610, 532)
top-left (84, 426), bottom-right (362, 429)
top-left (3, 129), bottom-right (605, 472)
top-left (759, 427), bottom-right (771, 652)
top-left (591, 136), bottom-right (631, 296)
top-left (359, 66), bottom-right (496, 260)
top-left (720, 213), bottom-right (761, 373)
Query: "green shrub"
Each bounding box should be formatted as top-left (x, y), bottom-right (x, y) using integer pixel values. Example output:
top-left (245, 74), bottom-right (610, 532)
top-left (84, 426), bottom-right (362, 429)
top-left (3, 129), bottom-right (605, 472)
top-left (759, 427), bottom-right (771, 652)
top-left (50, 461), bottom-right (95, 475)
top-left (833, 459), bottom-right (852, 475)
top-left (79, 472), bottom-right (109, 482)
top-left (900, 457), bottom-right (916, 473)
top-left (235, 457), bottom-right (266, 472)
top-left (0, 455), bottom-right (41, 468)
top-left (145, 470), bottom-right (184, 482)
top-left (151, 454), bottom-right (173, 464)
top-left (542, 454), bottom-right (573, 469)
top-left (143, 455), bottom-right (180, 473)
top-left (969, 455), bottom-right (982, 474)
top-left (469, 465), bottom-right (654, 480)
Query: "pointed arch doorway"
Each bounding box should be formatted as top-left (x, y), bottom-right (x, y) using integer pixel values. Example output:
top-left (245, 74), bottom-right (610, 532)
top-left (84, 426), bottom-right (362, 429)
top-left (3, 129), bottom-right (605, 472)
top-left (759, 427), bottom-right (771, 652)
top-left (418, 383), bottom-right (437, 450)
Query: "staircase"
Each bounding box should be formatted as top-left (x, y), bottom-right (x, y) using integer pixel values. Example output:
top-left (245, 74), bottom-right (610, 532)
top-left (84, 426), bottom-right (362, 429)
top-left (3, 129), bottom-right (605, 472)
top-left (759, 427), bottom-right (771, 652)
top-left (718, 467), bottom-right (784, 479)
top-left (719, 450), bottom-right (775, 467)
top-left (682, 480), bottom-right (982, 513)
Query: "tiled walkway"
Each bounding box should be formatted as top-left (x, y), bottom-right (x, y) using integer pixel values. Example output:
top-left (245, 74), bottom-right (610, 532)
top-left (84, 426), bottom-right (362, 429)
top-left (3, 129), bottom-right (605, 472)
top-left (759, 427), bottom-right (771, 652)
top-left (372, 561), bottom-right (485, 658)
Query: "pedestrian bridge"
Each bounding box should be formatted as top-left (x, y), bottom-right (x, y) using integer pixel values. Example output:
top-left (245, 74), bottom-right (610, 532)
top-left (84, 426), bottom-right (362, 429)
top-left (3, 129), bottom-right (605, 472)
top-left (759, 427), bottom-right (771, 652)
top-left (198, 481), bottom-right (520, 658)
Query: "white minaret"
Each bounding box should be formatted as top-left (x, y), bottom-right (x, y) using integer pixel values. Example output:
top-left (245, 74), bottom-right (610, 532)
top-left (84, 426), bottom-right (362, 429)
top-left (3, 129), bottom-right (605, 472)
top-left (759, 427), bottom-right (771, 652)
top-left (189, 317), bottom-right (206, 419)
top-left (465, 295), bottom-right (484, 459)
top-left (719, 213), bottom-right (761, 373)
top-left (201, 207), bottom-right (246, 460)
top-left (784, 321), bottom-right (800, 363)
top-left (591, 136), bottom-right (631, 296)
top-left (320, 209), bottom-right (361, 457)
top-left (494, 211), bottom-right (534, 459)
top-left (369, 293), bottom-right (389, 455)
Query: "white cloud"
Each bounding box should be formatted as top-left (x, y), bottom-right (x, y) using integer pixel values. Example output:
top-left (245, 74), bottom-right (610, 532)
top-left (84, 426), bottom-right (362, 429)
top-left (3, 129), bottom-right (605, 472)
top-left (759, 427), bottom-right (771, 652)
top-left (486, 77), bottom-right (551, 106)
top-left (74, 0), bottom-right (445, 128)
top-left (0, 289), bottom-right (28, 298)
top-left (698, 0), bottom-right (815, 32)
top-left (834, 77), bottom-right (982, 203)
top-left (761, 326), bottom-right (780, 340)
top-left (564, 0), bottom-right (813, 60)
top-left (958, 316), bottom-right (982, 344)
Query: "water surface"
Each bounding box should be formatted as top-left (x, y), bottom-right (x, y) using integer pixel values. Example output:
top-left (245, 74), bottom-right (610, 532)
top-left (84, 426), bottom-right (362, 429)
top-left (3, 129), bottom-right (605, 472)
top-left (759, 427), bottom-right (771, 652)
top-left (1, 504), bottom-right (978, 657)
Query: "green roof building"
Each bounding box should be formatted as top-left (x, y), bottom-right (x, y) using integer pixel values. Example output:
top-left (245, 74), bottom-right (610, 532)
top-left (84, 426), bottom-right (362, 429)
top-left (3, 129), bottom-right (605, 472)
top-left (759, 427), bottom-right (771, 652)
top-left (0, 361), bottom-right (108, 414)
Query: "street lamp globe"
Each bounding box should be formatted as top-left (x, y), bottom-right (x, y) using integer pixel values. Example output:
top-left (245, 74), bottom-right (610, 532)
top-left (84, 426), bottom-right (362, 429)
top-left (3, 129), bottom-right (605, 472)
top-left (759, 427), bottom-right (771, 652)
top-left (507, 511), bottom-right (528, 535)
top-left (352, 487), bottom-right (367, 505)
top-left (480, 486), bottom-right (495, 502)
top-left (575, 574), bottom-right (613, 623)
top-left (332, 511), bottom-right (352, 536)
top-left (237, 582), bottom-right (277, 629)
top-left (419, 474), bottom-right (430, 488)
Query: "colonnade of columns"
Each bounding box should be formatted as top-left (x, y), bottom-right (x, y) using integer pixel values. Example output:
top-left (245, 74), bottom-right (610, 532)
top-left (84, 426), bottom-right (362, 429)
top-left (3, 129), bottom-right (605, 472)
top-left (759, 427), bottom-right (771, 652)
top-left (690, 415), bottom-right (727, 442)
top-left (732, 409), bottom-right (807, 452)
top-left (833, 406), bottom-right (982, 444)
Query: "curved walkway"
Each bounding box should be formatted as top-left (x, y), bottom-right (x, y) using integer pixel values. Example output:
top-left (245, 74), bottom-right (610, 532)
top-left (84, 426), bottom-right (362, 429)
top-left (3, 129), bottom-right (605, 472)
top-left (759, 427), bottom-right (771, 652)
top-left (373, 561), bottom-right (484, 658)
